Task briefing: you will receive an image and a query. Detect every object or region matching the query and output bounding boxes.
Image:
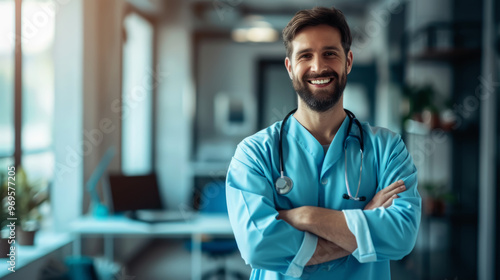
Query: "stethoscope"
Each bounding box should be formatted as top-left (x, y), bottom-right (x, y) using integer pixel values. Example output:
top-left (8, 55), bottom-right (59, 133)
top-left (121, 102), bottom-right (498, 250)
top-left (275, 108), bottom-right (366, 201)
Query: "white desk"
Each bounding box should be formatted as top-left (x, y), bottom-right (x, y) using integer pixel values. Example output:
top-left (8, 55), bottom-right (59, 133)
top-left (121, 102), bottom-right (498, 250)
top-left (70, 213), bottom-right (234, 280)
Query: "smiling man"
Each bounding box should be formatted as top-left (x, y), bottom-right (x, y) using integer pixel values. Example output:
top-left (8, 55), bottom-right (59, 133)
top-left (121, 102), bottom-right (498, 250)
top-left (226, 7), bottom-right (421, 279)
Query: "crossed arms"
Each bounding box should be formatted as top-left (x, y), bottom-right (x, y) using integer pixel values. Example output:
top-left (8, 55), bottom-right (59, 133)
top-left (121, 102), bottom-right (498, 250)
top-left (278, 180), bottom-right (407, 265)
top-left (227, 133), bottom-right (421, 275)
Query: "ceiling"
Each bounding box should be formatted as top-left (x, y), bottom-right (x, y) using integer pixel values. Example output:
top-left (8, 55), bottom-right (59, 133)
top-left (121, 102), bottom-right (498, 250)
top-left (126, 0), bottom-right (381, 29)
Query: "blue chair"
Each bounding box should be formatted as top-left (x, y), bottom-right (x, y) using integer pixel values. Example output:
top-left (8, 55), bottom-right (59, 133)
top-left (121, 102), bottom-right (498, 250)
top-left (195, 181), bottom-right (246, 280)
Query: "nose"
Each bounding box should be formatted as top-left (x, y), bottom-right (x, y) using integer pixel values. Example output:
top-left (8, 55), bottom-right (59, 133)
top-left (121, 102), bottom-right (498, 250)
top-left (310, 55), bottom-right (327, 73)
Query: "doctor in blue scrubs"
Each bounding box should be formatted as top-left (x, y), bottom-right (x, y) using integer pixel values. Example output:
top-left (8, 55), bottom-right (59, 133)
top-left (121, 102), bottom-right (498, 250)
top-left (226, 6), bottom-right (421, 280)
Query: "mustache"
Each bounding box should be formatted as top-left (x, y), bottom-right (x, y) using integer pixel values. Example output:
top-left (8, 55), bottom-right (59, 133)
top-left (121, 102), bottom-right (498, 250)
top-left (302, 71), bottom-right (339, 81)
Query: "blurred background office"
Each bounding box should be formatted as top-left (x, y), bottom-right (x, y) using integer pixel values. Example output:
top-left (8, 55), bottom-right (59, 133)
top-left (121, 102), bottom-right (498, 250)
top-left (0, 0), bottom-right (498, 279)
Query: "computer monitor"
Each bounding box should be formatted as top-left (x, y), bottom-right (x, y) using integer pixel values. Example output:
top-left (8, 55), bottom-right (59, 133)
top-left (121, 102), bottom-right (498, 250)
top-left (107, 173), bottom-right (164, 213)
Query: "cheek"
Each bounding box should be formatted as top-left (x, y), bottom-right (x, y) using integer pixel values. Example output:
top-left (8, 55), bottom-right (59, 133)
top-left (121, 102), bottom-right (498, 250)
top-left (329, 66), bottom-right (343, 78)
top-left (293, 65), bottom-right (307, 80)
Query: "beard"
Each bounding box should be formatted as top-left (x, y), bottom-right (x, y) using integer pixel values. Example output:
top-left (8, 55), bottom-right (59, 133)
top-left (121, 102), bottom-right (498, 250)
top-left (292, 68), bottom-right (347, 112)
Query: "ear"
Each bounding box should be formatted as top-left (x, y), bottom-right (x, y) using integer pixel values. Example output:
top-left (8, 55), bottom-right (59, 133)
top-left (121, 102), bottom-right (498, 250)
top-left (284, 57), bottom-right (293, 80)
top-left (346, 50), bottom-right (354, 74)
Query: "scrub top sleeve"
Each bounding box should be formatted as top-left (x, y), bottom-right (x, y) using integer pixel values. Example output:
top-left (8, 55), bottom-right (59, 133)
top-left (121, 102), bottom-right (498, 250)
top-left (226, 144), bottom-right (317, 277)
top-left (343, 134), bottom-right (421, 263)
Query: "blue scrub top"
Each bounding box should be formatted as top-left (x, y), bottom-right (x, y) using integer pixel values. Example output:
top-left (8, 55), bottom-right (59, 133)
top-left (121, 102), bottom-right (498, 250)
top-left (226, 114), bottom-right (421, 279)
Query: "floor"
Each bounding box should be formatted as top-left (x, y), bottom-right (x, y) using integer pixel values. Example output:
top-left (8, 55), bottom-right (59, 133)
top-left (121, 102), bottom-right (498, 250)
top-left (127, 239), bottom-right (251, 280)
top-left (125, 238), bottom-right (470, 280)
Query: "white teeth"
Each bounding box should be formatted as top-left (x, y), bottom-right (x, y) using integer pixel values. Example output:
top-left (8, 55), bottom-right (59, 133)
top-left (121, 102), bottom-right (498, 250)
top-left (310, 79), bottom-right (331, 84)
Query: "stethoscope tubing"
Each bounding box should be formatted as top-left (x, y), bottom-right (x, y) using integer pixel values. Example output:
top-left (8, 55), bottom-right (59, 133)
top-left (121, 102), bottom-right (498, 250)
top-left (276, 108), bottom-right (365, 201)
top-left (278, 109), bottom-right (297, 177)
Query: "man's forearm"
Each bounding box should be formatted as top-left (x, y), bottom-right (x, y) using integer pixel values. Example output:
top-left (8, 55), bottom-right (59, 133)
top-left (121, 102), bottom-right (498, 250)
top-left (278, 206), bottom-right (358, 252)
top-left (304, 207), bottom-right (357, 252)
top-left (277, 181), bottom-right (406, 257)
top-left (307, 237), bottom-right (350, 266)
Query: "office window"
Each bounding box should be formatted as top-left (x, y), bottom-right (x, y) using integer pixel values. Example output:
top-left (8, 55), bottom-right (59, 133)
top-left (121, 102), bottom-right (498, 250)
top-left (21, 0), bottom-right (55, 180)
top-left (0, 0), bottom-right (55, 182)
top-left (0, 0), bottom-right (15, 160)
top-left (121, 12), bottom-right (154, 175)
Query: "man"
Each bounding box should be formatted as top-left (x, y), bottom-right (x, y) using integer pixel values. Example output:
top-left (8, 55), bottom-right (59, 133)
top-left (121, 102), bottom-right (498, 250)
top-left (226, 6), bottom-right (421, 279)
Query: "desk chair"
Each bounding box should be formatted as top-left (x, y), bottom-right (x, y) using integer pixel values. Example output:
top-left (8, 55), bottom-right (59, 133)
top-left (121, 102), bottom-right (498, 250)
top-left (194, 181), bottom-right (246, 280)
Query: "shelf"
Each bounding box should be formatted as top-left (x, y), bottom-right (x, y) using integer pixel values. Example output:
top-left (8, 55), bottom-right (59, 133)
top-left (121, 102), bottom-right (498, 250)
top-left (409, 48), bottom-right (481, 62)
top-left (405, 21), bottom-right (482, 63)
top-left (0, 231), bottom-right (73, 278)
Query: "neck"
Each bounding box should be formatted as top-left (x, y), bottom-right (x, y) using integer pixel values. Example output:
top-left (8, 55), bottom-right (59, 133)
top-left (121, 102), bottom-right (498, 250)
top-left (293, 98), bottom-right (346, 145)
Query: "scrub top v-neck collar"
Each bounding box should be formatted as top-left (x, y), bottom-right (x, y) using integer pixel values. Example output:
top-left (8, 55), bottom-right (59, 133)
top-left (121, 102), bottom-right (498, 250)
top-left (284, 114), bottom-right (351, 176)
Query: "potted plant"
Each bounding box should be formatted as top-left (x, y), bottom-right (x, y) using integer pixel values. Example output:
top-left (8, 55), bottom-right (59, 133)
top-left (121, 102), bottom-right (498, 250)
top-left (8, 167), bottom-right (49, 246)
top-left (402, 84), bottom-right (445, 130)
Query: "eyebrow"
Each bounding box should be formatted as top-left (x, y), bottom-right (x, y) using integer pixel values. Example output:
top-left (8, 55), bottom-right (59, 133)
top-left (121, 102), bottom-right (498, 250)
top-left (295, 46), bottom-right (342, 58)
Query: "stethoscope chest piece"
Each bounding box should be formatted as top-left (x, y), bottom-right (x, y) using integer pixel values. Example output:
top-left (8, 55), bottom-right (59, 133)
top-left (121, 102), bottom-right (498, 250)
top-left (275, 176), bottom-right (293, 195)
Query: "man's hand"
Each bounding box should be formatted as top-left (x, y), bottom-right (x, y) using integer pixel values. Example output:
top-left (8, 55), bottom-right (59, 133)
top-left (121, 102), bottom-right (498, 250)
top-left (306, 237), bottom-right (350, 265)
top-left (277, 180), bottom-right (407, 226)
top-left (278, 206), bottom-right (358, 252)
top-left (276, 179), bottom-right (408, 257)
top-left (364, 180), bottom-right (406, 210)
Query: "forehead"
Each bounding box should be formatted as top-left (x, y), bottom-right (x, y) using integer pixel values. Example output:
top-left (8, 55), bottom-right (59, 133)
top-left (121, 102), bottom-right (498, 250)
top-left (291, 24), bottom-right (342, 54)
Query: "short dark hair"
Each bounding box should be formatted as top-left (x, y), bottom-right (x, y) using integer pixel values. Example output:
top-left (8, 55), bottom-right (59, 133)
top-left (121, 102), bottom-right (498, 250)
top-left (282, 7), bottom-right (352, 59)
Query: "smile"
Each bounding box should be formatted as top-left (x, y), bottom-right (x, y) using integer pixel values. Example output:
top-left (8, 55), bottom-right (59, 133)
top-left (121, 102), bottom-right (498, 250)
top-left (308, 78), bottom-right (332, 85)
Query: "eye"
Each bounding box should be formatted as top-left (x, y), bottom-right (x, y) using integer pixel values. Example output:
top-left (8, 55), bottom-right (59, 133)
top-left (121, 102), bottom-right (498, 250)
top-left (325, 51), bottom-right (336, 57)
top-left (299, 53), bottom-right (312, 59)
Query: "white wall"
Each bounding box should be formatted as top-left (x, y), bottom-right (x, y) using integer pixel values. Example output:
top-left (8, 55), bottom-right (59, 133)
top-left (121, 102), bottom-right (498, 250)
top-left (52, 0), bottom-right (83, 231)
top-left (155, 0), bottom-right (196, 211)
top-left (195, 39), bottom-right (285, 161)
top-left (356, 0), bottom-right (403, 131)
